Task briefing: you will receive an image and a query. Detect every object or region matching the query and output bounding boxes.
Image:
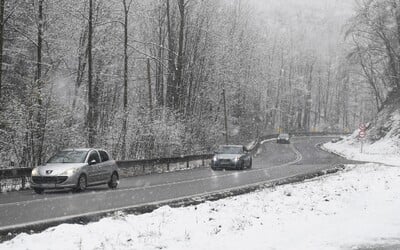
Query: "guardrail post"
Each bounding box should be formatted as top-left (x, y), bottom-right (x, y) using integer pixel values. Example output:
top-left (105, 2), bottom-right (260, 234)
top-left (186, 160), bottom-right (189, 169)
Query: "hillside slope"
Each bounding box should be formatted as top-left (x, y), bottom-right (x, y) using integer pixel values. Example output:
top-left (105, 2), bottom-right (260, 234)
top-left (323, 90), bottom-right (400, 166)
top-left (367, 90), bottom-right (400, 142)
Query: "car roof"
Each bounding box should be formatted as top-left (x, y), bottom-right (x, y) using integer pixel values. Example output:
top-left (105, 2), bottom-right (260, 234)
top-left (62, 148), bottom-right (111, 154)
top-left (62, 148), bottom-right (101, 152)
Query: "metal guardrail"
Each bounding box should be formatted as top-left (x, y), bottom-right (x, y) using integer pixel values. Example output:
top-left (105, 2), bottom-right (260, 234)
top-left (116, 153), bottom-right (214, 169)
top-left (0, 132), bottom-right (346, 190)
top-left (116, 154), bottom-right (214, 177)
top-left (0, 168), bottom-right (32, 190)
top-left (0, 168), bottom-right (32, 180)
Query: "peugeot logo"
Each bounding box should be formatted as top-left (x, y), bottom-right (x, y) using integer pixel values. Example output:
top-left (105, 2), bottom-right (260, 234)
top-left (46, 170), bottom-right (53, 175)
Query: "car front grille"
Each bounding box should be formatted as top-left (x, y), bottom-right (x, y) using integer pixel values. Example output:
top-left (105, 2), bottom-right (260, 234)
top-left (32, 176), bottom-right (68, 184)
top-left (219, 159), bottom-right (233, 164)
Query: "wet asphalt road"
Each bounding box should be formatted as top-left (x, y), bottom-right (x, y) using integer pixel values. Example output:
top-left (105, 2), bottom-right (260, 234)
top-left (0, 136), bottom-right (359, 232)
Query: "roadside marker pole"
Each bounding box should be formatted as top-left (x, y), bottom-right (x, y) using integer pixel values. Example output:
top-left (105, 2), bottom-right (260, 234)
top-left (360, 140), bottom-right (363, 153)
top-left (358, 123), bottom-right (366, 154)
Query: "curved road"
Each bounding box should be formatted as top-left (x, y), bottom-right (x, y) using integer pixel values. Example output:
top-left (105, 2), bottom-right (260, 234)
top-left (0, 136), bottom-right (359, 234)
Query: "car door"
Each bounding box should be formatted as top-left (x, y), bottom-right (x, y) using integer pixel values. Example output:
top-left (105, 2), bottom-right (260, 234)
top-left (98, 150), bottom-right (112, 182)
top-left (86, 150), bottom-right (101, 184)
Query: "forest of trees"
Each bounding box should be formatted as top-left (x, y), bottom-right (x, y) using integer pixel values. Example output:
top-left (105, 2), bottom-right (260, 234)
top-left (347, 0), bottom-right (400, 110)
top-left (0, 0), bottom-right (388, 168)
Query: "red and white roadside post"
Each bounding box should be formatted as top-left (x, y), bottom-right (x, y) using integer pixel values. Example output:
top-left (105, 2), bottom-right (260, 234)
top-left (358, 123), bottom-right (367, 153)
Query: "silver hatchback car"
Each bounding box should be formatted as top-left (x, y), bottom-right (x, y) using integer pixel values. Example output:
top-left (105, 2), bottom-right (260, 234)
top-left (30, 148), bottom-right (119, 194)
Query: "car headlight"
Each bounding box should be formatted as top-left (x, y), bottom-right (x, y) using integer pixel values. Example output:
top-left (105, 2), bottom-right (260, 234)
top-left (61, 168), bottom-right (79, 177)
top-left (212, 156), bottom-right (218, 161)
top-left (31, 168), bottom-right (40, 176)
top-left (234, 157), bottom-right (240, 162)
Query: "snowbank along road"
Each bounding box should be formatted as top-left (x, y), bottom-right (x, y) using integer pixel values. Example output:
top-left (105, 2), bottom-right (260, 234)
top-left (0, 136), bottom-right (360, 235)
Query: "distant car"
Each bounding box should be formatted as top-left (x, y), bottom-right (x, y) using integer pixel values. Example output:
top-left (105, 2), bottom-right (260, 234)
top-left (30, 148), bottom-right (119, 194)
top-left (211, 145), bottom-right (252, 170)
top-left (277, 133), bottom-right (290, 144)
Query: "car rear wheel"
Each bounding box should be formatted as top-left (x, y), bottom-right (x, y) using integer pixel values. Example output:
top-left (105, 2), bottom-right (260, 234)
top-left (75, 174), bottom-right (87, 192)
top-left (108, 172), bottom-right (119, 189)
top-left (33, 188), bottom-right (44, 194)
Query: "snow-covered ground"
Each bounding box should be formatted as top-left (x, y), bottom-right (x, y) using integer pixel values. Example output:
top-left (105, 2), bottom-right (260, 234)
top-left (2, 163), bottom-right (400, 250)
top-left (323, 130), bottom-right (400, 166)
top-left (1, 180), bottom-right (29, 193)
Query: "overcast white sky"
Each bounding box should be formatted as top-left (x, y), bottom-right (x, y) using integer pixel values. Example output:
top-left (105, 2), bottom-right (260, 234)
top-left (248, 0), bottom-right (355, 16)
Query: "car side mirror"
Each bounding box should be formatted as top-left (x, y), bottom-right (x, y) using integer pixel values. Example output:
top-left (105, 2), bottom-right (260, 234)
top-left (89, 159), bottom-right (97, 165)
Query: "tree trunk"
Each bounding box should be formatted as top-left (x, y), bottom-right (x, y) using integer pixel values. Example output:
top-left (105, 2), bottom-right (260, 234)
top-left (72, 27), bottom-right (88, 112)
top-left (121, 0), bottom-right (130, 159)
top-left (323, 61), bottom-right (331, 120)
top-left (156, 2), bottom-right (165, 107)
top-left (147, 58), bottom-right (153, 115)
top-left (87, 0), bottom-right (95, 147)
top-left (303, 62), bottom-right (314, 132)
top-left (223, 88), bottom-right (228, 144)
top-left (176, 0), bottom-right (185, 113)
top-left (35, 0), bottom-right (44, 165)
top-left (0, 0), bottom-right (5, 102)
top-left (165, 0), bottom-right (176, 109)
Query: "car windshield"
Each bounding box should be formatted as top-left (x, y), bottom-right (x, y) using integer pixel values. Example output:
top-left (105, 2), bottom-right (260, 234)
top-left (47, 150), bottom-right (88, 164)
top-left (216, 146), bottom-right (243, 154)
top-left (279, 134), bottom-right (289, 139)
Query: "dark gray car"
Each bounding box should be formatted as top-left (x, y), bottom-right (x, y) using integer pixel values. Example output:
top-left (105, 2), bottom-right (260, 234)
top-left (30, 148), bottom-right (119, 194)
top-left (211, 145), bottom-right (252, 170)
top-left (277, 133), bottom-right (290, 144)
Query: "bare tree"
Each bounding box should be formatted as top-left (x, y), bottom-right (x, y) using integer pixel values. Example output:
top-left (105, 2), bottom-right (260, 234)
top-left (87, 0), bottom-right (95, 146)
top-left (120, 0), bottom-right (133, 159)
top-left (0, 0), bottom-right (5, 102)
top-left (165, 0), bottom-right (176, 110)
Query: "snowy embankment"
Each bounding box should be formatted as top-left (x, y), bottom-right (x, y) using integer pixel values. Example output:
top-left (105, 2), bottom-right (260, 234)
top-left (2, 163), bottom-right (400, 250)
top-left (324, 104), bottom-right (400, 166)
top-left (323, 129), bottom-right (400, 166)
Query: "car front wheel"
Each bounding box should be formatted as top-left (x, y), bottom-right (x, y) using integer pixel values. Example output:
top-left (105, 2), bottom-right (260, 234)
top-left (108, 172), bottom-right (119, 189)
top-left (239, 161), bottom-right (245, 170)
top-left (75, 174), bottom-right (87, 192)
